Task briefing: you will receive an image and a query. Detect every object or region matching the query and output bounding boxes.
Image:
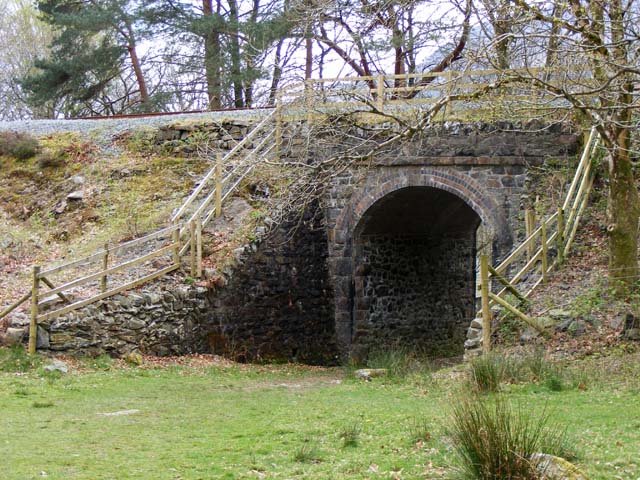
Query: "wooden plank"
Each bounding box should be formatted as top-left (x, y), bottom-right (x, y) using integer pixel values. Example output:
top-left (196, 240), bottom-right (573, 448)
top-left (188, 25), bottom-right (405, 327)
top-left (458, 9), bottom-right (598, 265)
top-left (171, 110), bottom-right (276, 222)
top-left (565, 149), bottom-right (595, 236)
top-left (39, 249), bottom-right (106, 277)
top-left (38, 224), bottom-right (181, 278)
top-left (489, 292), bottom-right (544, 333)
top-left (494, 212), bottom-right (557, 275)
top-left (562, 127), bottom-right (596, 212)
top-left (39, 264), bottom-right (180, 322)
top-left (42, 244), bottom-right (176, 299)
top-left (0, 291), bottom-right (31, 320)
top-left (109, 224), bottom-right (180, 255)
top-left (488, 265), bottom-right (526, 302)
top-left (564, 174), bottom-right (594, 257)
top-left (40, 277), bottom-right (72, 305)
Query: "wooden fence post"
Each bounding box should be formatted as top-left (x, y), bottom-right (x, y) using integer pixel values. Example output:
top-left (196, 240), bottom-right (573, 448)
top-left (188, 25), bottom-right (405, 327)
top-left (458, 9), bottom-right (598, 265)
top-left (541, 220), bottom-right (548, 283)
top-left (525, 208), bottom-right (536, 260)
top-left (172, 225), bottom-right (180, 268)
top-left (189, 220), bottom-right (196, 277)
top-left (480, 254), bottom-right (491, 353)
top-left (29, 266), bottom-right (40, 355)
top-left (215, 152), bottom-right (223, 218)
top-left (275, 92), bottom-right (282, 160)
top-left (101, 243), bottom-right (109, 293)
top-left (376, 74), bottom-right (385, 111)
top-left (557, 207), bottom-right (564, 265)
top-left (305, 79), bottom-right (313, 125)
top-left (196, 220), bottom-right (203, 279)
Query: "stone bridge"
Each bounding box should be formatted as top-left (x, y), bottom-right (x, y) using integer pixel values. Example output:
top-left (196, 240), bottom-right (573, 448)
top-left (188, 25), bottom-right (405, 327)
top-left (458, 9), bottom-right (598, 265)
top-left (322, 124), bottom-right (578, 360)
top-left (2, 116), bottom-right (579, 362)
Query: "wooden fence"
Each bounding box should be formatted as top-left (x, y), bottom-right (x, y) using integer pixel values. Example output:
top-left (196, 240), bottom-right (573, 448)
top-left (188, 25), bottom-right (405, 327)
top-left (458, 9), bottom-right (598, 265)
top-left (0, 69), bottom-right (593, 354)
top-left (477, 127), bottom-right (599, 352)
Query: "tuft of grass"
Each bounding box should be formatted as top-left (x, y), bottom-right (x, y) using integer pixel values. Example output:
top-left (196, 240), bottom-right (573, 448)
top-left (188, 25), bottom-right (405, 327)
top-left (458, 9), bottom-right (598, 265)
top-left (292, 442), bottom-right (322, 463)
top-left (449, 395), bottom-right (569, 480)
top-left (32, 400), bottom-right (54, 409)
top-left (544, 373), bottom-right (565, 392)
top-left (407, 416), bottom-right (432, 444)
top-left (468, 353), bottom-right (506, 393)
top-left (339, 422), bottom-right (362, 448)
top-left (366, 345), bottom-right (431, 379)
top-left (0, 346), bottom-right (41, 372)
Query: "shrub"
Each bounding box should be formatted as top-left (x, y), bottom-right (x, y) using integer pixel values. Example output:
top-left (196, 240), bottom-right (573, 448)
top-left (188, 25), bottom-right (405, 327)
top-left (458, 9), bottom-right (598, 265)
top-left (0, 131), bottom-right (40, 160)
top-left (0, 345), bottom-right (41, 372)
top-left (449, 396), bottom-right (568, 480)
top-left (468, 352), bottom-right (507, 393)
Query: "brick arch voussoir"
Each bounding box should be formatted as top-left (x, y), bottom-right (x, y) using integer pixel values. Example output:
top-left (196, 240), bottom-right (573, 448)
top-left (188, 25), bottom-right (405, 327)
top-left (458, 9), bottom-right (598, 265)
top-left (336, 168), bottom-right (509, 247)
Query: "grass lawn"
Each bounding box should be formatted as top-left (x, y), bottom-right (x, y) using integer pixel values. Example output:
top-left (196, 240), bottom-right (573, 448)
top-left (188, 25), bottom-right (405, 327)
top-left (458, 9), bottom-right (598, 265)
top-left (1, 353), bottom-right (639, 480)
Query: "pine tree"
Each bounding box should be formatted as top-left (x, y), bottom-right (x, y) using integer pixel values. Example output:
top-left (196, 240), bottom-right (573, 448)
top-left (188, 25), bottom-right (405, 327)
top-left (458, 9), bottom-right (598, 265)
top-left (22, 0), bottom-right (151, 116)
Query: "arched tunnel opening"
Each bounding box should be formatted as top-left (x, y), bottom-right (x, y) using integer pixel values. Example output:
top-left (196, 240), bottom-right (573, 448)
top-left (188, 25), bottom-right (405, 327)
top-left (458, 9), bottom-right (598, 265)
top-left (351, 186), bottom-right (482, 358)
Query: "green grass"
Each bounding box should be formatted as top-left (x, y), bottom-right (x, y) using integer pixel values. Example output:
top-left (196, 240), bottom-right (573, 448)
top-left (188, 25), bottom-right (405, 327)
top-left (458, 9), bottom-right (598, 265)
top-left (0, 356), bottom-right (639, 479)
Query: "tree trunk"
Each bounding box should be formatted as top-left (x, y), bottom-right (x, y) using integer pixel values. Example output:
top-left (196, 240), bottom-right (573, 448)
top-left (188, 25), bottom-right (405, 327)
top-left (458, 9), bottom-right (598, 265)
top-left (127, 45), bottom-right (150, 110)
top-left (227, 0), bottom-right (244, 108)
top-left (203, 0), bottom-right (222, 109)
top-left (607, 133), bottom-right (640, 293)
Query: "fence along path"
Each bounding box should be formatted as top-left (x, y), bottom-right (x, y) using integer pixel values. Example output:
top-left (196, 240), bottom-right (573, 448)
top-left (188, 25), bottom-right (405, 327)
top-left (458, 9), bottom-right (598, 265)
top-left (0, 68), bottom-right (590, 354)
top-left (477, 127), bottom-right (599, 352)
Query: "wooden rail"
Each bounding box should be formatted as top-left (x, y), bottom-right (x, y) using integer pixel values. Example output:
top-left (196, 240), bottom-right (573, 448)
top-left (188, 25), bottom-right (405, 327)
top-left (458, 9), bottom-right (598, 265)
top-left (0, 68), bottom-right (594, 354)
top-left (477, 127), bottom-right (599, 351)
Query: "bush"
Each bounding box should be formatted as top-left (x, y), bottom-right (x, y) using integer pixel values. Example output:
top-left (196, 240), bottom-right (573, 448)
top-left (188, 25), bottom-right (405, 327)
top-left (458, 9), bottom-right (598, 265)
top-left (0, 131), bottom-right (40, 160)
top-left (468, 353), bottom-right (507, 393)
top-left (449, 396), bottom-right (568, 480)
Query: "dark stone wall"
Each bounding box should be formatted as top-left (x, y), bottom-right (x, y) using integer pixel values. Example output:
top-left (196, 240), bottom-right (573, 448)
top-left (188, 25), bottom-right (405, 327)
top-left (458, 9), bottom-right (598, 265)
top-left (204, 206), bottom-right (337, 364)
top-left (351, 233), bottom-right (476, 359)
top-left (30, 204), bottom-right (337, 363)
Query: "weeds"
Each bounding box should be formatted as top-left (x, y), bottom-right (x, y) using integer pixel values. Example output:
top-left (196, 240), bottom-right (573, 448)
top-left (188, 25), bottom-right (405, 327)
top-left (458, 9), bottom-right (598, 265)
top-left (449, 395), bottom-right (569, 480)
top-left (32, 400), bottom-right (54, 409)
top-left (339, 422), bottom-right (362, 448)
top-left (292, 442), bottom-right (321, 463)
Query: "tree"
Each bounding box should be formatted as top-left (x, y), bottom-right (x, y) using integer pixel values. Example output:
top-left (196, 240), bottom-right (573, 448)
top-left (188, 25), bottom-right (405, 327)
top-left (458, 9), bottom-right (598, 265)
top-left (142, 0), bottom-right (291, 109)
top-left (292, 0), bottom-right (472, 92)
top-left (0, 1), bottom-right (54, 120)
top-left (472, 0), bottom-right (640, 290)
top-left (22, 0), bottom-right (152, 116)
